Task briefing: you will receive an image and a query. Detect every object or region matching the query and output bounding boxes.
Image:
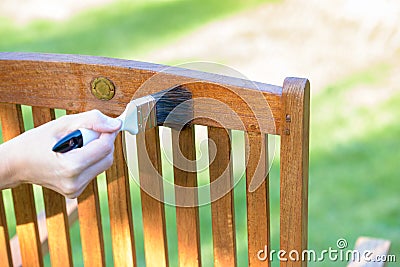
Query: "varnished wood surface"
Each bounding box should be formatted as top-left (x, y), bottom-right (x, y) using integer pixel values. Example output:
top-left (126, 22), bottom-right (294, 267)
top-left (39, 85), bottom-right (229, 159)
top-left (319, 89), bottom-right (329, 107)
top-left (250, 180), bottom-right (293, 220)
top-left (136, 129), bottom-right (169, 267)
top-left (32, 106), bottom-right (73, 267)
top-left (279, 78), bottom-right (310, 267)
top-left (106, 133), bottom-right (136, 267)
top-left (0, 191), bottom-right (12, 266)
top-left (0, 103), bottom-right (43, 267)
top-left (0, 52), bottom-right (282, 134)
top-left (208, 127), bottom-right (237, 266)
top-left (172, 127), bottom-right (201, 266)
top-left (0, 52), bottom-right (312, 267)
top-left (77, 180), bottom-right (105, 267)
top-left (245, 133), bottom-right (270, 267)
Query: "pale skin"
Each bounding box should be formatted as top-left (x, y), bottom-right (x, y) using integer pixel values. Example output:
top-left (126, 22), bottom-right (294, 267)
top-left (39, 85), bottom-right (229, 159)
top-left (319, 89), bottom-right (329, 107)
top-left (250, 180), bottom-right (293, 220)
top-left (0, 110), bottom-right (121, 198)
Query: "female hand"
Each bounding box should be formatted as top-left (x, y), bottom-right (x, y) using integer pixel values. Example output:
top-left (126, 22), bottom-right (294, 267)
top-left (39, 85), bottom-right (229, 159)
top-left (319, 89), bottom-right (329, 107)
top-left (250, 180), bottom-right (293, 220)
top-left (0, 110), bottom-right (121, 198)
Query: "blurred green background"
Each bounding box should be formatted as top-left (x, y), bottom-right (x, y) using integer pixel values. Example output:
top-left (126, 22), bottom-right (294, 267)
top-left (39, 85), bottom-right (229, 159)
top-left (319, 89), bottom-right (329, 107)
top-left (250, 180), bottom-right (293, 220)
top-left (0, 0), bottom-right (399, 266)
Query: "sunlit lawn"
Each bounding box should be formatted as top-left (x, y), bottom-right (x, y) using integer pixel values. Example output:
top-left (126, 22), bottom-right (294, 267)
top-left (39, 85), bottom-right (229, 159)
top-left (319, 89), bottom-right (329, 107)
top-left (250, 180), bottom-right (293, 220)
top-left (1, 0), bottom-right (399, 266)
top-left (0, 0), bottom-right (273, 58)
top-left (306, 64), bottom-right (400, 266)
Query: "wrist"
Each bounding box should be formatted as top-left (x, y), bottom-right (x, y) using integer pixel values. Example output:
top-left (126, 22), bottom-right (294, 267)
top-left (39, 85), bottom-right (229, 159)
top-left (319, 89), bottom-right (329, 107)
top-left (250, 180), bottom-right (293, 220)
top-left (0, 140), bottom-right (23, 189)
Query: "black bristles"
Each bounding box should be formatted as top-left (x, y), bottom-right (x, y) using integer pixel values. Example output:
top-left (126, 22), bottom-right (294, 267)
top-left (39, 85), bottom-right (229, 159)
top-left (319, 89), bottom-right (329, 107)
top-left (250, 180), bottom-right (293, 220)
top-left (152, 85), bottom-right (193, 129)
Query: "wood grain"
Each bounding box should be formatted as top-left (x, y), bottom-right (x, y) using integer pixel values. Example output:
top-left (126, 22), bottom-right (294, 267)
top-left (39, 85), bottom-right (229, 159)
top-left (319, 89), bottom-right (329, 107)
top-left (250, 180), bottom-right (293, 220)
top-left (0, 52), bottom-right (311, 267)
top-left (0, 103), bottom-right (43, 267)
top-left (0, 52), bottom-right (282, 134)
top-left (106, 133), bottom-right (136, 267)
top-left (0, 191), bottom-right (12, 266)
top-left (69, 108), bottom-right (105, 267)
top-left (208, 127), bottom-right (236, 266)
top-left (32, 106), bottom-right (73, 267)
top-left (136, 128), bottom-right (169, 267)
top-left (171, 127), bottom-right (201, 266)
top-left (77, 180), bottom-right (105, 266)
top-left (245, 133), bottom-right (270, 267)
top-left (279, 78), bottom-right (310, 267)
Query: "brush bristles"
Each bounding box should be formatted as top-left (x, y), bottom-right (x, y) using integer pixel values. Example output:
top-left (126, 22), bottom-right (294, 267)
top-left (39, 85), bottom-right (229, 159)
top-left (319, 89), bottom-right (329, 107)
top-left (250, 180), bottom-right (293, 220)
top-left (152, 85), bottom-right (193, 129)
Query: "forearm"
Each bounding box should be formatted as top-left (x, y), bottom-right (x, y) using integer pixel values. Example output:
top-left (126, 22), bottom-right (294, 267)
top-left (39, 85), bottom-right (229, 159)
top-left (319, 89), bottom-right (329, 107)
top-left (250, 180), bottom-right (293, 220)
top-left (0, 140), bottom-right (21, 189)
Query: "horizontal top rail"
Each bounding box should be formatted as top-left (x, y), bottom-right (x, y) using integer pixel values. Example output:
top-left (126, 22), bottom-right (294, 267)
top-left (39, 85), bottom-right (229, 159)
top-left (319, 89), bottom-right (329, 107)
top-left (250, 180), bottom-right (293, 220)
top-left (0, 52), bottom-right (282, 134)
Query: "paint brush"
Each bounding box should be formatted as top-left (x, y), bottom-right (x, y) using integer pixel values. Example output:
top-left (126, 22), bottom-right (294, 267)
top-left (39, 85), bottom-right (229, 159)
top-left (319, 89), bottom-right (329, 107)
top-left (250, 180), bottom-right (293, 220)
top-left (52, 85), bottom-right (193, 153)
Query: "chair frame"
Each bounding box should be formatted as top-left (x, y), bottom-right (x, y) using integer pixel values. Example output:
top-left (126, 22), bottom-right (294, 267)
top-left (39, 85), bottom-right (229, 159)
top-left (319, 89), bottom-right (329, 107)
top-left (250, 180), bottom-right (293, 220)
top-left (0, 52), bottom-right (310, 267)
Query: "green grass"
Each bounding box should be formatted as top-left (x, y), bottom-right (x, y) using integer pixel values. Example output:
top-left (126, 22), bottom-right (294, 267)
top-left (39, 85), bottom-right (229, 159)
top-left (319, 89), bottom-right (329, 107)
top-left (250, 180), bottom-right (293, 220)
top-left (0, 0), bottom-right (274, 58)
top-left (305, 64), bottom-right (400, 266)
top-left (1, 0), bottom-right (400, 266)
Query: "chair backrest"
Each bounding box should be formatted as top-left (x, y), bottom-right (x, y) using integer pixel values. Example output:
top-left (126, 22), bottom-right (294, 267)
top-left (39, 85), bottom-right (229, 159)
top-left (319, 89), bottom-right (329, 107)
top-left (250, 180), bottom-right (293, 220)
top-left (0, 52), bottom-right (310, 267)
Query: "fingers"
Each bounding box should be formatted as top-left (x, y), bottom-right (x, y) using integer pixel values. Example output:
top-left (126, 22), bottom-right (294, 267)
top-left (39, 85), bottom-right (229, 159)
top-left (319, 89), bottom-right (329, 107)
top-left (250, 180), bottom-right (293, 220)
top-left (66, 131), bottom-right (119, 168)
top-left (56, 109), bottom-right (121, 134)
top-left (63, 153), bottom-right (114, 199)
top-left (57, 133), bottom-right (117, 198)
top-left (51, 110), bottom-right (121, 198)
top-left (68, 153), bottom-right (115, 198)
top-left (7, 109), bottom-right (121, 199)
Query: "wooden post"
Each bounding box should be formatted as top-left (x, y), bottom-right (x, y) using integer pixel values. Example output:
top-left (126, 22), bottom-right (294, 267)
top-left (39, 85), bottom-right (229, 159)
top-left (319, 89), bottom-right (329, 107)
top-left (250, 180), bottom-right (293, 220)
top-left (280, 78), bottom-right (310, 267)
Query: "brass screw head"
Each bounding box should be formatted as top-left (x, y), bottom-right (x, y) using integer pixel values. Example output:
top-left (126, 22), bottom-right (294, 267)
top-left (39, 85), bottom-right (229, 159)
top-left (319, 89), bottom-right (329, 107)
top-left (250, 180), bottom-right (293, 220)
top-left (91, 77), bottom-right (115, 100)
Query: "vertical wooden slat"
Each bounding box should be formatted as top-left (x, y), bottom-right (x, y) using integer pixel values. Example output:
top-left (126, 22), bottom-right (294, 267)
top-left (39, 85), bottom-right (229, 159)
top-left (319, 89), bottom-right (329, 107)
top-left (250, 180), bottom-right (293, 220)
top-left (171, 127), bottom-right (201, 266)
top-left (280, 78), bottom-right (310, 267)
top-left (245, 133), bottom-right (270, 266)
top-left (32, 106), bottom-right (73, 267)
top-left (106, 133), bottom-right (136, 266)
top-left (66, 110), bottom-right (105, 267)
top-left (136, 128), bottom-right (169, 267)
top-left (42, 190), bottom-right (73, 266)
top-left (77, 180), bottom-right (105, 266)
top-left (13, 184), bottom-right (43, 267)
top-left (208, 127), bottom-right (236, 266)
top-left (0, 104), bottom-right (12, 266)
top-left (0, 191), bottom-right (12, 266)
top-left (0, 103), bottom-right (43, 267)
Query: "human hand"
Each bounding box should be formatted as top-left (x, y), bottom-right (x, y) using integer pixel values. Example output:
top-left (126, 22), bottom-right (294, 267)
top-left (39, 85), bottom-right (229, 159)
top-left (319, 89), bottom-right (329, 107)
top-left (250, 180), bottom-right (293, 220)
top-left (0, 110), bottom-right (121, 198)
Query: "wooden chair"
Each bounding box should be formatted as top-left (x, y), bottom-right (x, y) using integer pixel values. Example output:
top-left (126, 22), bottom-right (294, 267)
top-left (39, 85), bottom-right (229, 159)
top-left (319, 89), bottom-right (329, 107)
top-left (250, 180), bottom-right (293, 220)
top-left (0, 52), bottom-right (310, 267)
top-left (347, 237), bottom-right (391, 267)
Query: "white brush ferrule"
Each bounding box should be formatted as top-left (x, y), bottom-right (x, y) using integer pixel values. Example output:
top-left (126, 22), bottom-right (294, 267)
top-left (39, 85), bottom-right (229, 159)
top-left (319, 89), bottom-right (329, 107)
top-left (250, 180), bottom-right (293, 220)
top-left (118, 95), bottom-right (156, 135)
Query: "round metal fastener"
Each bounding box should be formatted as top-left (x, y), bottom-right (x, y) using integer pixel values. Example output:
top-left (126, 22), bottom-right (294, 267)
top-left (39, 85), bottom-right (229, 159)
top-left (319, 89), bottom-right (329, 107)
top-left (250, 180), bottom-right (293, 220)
top-left (91, 77), bottom-right (115, 100)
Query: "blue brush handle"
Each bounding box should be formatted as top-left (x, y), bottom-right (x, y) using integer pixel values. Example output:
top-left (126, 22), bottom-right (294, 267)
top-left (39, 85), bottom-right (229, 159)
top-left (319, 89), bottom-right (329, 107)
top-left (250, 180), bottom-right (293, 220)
top-left (52, 128), bottom-right (100, 153)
